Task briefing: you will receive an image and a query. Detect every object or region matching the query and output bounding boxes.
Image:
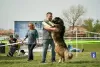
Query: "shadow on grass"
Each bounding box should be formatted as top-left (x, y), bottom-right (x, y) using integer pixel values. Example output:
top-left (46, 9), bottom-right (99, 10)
top-left (68, 60), bottom-right (100, 64)
top-left (0, 56), bottom-right (28, 64)
top-left (0, 61), bottom-right (27, 64)
top-left (0, 55), bottom-right (27, 60)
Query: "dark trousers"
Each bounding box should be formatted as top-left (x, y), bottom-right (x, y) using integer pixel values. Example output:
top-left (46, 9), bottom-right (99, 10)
top-left (8, 45), bottom-right (18, 56)
top-left (28, 44), bottom-right (36, 60)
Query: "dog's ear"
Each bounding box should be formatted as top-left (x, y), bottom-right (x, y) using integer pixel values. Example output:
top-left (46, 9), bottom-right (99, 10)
top-left (52, 17), bottom-right (64, 25)
top-left (58, 18), bottom-right (64, 26)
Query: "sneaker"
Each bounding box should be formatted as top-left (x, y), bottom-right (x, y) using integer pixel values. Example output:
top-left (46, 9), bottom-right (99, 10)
top-left (82, 49), bottom-right (84, 52)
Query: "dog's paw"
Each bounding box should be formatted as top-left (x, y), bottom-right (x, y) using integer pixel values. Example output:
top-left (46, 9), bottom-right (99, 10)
top-left (58, 59), bottom-right (61, 63)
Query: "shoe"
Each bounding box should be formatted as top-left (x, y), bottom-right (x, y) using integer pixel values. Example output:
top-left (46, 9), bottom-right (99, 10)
top-left (41, 61), bottom-right (45, 63)
top-left (27, 59), bottom-right (33, 61)
top-left (7, 54), bottom-right (10, 57)
top-left (82, 49), bottom-right (84, 52)
top-left (51, 58), bottom-right (56, 62)
top-left (52, 60), bottom-right (56, 62)
top-left (7, 53), bottom-right (13, 57)
top-left (9, 52), bottom-right (13, 57)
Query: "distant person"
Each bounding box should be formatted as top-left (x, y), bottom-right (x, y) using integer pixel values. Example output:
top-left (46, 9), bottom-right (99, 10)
top-left (67, 38), bottom-right (84, 52)
top-left (68, 45), bottom-right (84, 52)
top-left (23, 23), bottom-right (39, 61)
top-left (7, 35), bottom-right (18, 57)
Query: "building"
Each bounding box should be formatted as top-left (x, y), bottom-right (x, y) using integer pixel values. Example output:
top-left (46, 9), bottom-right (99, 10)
top-left (65, 26), bottom-right (87, 37)
top-left (0, 29), bottom-right (13, 36)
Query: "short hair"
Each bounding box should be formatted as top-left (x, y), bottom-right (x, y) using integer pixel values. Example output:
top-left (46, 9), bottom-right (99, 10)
top-left (46, 12), bottom-right (52, 15)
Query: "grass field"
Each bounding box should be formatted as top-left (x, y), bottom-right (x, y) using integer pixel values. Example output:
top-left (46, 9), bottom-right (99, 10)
top-left (0, 40), bottom-right (100, 67)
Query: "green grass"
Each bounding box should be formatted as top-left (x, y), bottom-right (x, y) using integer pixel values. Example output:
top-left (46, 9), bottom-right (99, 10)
top-left (65, 39), bottom-right (100, 45)
top-left (0, 52), bottom-right (100, 67)
top-left (0, 40), bottom-right (100, 67)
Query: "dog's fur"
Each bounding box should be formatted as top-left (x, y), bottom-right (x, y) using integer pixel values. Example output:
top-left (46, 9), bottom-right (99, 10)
top-left (17, 50), bottom-right (26, 56)
top-left (51, 17), bottom-right (73, 63)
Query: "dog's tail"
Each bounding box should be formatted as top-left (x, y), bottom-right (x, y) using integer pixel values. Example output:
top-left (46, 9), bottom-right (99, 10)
top-left (64, 50), bottom-right (73, 60)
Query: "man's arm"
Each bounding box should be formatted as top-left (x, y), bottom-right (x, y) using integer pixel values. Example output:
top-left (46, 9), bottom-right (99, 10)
top-left (43, 22), bottom-right (58, 32)
top-left (44, 26), bottom-right (57, 32)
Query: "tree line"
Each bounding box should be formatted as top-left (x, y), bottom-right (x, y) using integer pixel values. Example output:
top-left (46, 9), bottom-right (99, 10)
top-left (62, 4), bottom-right (100, 37)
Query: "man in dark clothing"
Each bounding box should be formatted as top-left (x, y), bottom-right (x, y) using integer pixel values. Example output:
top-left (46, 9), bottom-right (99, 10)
top-left (7, 35), bottom-right (18, 57)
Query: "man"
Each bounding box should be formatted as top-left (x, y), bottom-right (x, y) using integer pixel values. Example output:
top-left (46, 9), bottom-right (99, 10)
top-left (7, 35), bottom-right (18, 57)
top-left (23, 23), bottom-right (39, 61)
top-left (41, 12), bottom-right (57, 63)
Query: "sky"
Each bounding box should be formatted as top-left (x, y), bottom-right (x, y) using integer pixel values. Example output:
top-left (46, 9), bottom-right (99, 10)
top-left (0, 0), bottom-right (100, 30)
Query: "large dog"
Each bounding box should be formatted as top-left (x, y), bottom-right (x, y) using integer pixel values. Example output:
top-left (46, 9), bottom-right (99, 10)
top-left (50, 17), bottom-right (73, 63)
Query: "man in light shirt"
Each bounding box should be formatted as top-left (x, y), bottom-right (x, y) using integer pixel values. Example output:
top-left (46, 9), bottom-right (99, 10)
top-left (41, 12), bottom-right (57, 63)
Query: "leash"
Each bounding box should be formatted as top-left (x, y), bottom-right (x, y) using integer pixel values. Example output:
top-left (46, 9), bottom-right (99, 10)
top-left (0, 42), bottom-right (23, 47)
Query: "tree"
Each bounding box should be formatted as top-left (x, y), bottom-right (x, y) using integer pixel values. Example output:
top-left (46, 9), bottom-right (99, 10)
top-left (82, 18), bottom-right (94, 32)
top-left (62, 4), bottom-right (86, 30)
top-left (92, 20), bottom-right (100, 33)
top-left (82, 18), bottom-right (94, 37)
top-left (82, 19), bottom-right (100, 37)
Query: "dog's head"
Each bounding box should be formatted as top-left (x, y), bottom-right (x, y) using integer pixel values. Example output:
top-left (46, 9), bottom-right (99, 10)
top-left (67, 52), bottom-right (73, 60)
top-left (52, 17), bottom-right (64, 26)
top-left (65, 52), bottom-right (73, 60)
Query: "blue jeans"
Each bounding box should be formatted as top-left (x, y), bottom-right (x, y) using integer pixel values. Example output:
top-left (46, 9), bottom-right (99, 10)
top-left (42, 39), bottom-right (55, 61)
